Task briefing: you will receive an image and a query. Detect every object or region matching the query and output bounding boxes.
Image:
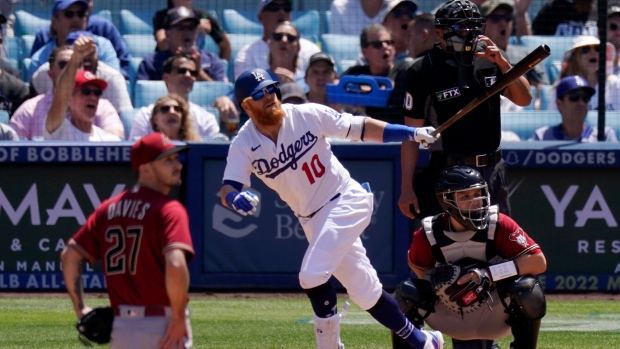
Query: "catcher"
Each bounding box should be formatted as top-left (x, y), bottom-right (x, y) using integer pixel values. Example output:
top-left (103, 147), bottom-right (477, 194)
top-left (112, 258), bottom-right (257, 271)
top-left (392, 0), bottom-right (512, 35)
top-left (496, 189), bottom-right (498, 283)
top-left (392, 166), bottom-right (547, 349)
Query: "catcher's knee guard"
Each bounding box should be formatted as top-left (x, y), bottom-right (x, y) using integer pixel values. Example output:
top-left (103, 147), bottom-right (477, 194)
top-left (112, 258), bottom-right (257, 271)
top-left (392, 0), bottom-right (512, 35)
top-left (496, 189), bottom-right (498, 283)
top-left (499, 276), bottom-right (546, 349)
top-left (391, 278), bottom-right (437, 349)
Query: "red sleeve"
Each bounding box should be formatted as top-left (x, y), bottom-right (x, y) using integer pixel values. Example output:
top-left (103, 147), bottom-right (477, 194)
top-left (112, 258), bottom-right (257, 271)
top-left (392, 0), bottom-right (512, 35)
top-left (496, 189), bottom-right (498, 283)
top-left (69, 208), bottom-right (104, 265)
top-left (159, 201), bottom-right (195, 261)
top-left (495, 214), bottom-right (542, 259)
top-left (407, 228), bottom-right (437, 271)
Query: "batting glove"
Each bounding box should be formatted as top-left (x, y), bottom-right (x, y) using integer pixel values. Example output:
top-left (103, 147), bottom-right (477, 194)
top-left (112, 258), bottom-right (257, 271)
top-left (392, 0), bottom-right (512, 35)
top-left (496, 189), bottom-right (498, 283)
top-left (412, 127), bottom-right (439, 148)
top-left (225, 191), bottom-right (259, 216)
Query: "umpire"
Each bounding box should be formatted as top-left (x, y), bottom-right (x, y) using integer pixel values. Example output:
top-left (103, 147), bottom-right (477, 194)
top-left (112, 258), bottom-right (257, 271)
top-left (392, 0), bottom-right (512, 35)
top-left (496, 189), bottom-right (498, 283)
top-left (398, 0), bottom-right (532, 221)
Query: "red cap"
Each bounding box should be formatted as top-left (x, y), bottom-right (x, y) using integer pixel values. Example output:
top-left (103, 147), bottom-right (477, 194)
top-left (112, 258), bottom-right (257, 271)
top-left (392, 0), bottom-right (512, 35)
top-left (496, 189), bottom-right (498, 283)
top-left (75, 71), bottom-right (108, 91)
top-left (130, 133), bottom-right (188, 172)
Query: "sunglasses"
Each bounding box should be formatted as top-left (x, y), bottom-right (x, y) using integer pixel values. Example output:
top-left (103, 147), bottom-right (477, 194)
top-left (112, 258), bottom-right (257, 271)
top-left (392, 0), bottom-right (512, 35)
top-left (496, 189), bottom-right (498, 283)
top-left (364, 39), bottom-right (395, 49)
top-left (248, 85), bottom-right (278, 101)
top-left (174, 67), bottom-right (198, 77)
top-left (580, 45), bottom-right (601, 54)
top-left (160, 105), bottom-right (182, 113)
top-left (58, 60), bottom-right (69, 69)
top-left (391, 7), bottom-right (416, 19)
top-left (172, 24), bottom-right (197, 32)
top-left (566, 92), bottom-right (591, 103)
top-left (63, 10), bottom-right (87, 19)
top-left (487, 13), bottom-right (513, 23)
top-left (610, 23), bottom-right (619, 31)
top-left (272, 32), bottom-right (299, 43)
top-left (263, 4), bottom-right (292, 13)
top-left (80, 87), bottom-right (102, 97)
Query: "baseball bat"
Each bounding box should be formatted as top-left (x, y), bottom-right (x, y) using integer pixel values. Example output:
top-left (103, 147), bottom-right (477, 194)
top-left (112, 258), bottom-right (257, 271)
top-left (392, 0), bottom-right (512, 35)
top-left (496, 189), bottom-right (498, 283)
top-left (431, 44), bottom-right (551, 136)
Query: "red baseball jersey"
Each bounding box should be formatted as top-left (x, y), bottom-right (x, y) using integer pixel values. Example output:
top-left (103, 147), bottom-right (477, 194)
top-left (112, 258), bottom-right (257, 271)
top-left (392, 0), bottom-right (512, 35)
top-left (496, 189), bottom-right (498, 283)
top-left (408, 213), bottom-right (542, 271)
top-left (69, 185), bottom-right (194, 308)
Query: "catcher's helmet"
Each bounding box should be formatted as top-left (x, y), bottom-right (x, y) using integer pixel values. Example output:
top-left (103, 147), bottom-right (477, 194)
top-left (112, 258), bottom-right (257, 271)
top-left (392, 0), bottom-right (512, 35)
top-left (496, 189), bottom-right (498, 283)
top-left (435, 165), bottom-right (490, 230)
top-left (435, 0), bottom-right (485, 29)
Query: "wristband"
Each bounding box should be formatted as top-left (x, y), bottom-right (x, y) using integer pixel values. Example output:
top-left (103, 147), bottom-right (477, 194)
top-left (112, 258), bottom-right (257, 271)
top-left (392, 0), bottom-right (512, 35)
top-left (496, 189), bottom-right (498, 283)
top-left (488, 261), bottom-right (519, 281)
top-left (383, 124), bottom-right (413, 143)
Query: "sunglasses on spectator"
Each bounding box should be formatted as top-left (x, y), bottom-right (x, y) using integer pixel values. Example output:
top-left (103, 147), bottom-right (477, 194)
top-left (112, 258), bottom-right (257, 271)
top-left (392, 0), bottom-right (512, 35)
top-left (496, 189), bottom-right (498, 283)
top-left (363, 39), bottom-right (395, 49)
top-left (246, 85), bottom-right (278, 102)
top-left (610, 23), bottom-right (620, 31)
top-left (390, 7), bottom-right (416, 19)
top-left (172, 24), bottom-right (197, 32)
top-left (174, 67), bottom-right (198, 77)
top-left (263, 3), bottom-right (292, 13)
top-left (580, 45), bottom-right (601, 54)
top-left (160, 105), bottom-right (182, 113)
top-left (487, 13), bottom-right (513, 23)
top-left (566, 92), bottom-right (591, 103)
top-left (80, 87), bottom-right (102, 97)
top-left (63, 10), bottom-right (87, 19)
top-left (272, 32), bottom-right (299, 43)
top-left (58, 60), bottom-right (69, 69)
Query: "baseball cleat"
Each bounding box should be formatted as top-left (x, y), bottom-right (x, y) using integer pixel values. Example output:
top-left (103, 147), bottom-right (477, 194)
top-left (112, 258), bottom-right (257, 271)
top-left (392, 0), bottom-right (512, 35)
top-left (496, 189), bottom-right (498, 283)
top-left (421, 330), bottom-right (444, 349)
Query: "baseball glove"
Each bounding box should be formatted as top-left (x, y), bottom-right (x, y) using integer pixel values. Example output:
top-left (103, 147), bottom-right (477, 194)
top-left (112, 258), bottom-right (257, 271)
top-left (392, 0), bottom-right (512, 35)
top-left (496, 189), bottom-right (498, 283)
top-left (425, 262), bottom-right (493, 317)
top-left (76, 306), bottom-right (114, 345)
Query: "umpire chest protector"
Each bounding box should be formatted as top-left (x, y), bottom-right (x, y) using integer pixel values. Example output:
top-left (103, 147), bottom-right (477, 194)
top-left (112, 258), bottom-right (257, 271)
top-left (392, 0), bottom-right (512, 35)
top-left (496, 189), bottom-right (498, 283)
top-left (422, 205), bottom-right (501, 265)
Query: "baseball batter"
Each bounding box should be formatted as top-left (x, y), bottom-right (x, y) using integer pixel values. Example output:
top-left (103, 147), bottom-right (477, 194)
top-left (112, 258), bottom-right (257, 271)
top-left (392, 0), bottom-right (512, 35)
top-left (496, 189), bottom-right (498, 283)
top-left (393, 166), bottom-right (547, 349)
top-left (61, 133), bottom-right (195, 349)
top-left (221, 68), bottom-right (443, 349)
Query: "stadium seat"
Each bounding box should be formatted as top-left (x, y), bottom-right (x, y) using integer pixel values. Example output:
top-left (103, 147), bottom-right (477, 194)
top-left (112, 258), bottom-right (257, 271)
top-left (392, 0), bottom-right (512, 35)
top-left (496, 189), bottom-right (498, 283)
top-left (120, 109), bottom-right (139, 140)
top-left (189, 81), bottom-right (233, 107)
top-left (523, 85), bottom-right (538, 111)
top-left (204, 106), bottom-right (221, 125)
top-left (518, 35), bottom-right (574, 63)
top-left (21, 57), bottom-right (32, 82)
top-left (539, 84), bottom-right (554, 111)
top-left (501, 110), bottom-right (561, 140)
top-left (21, 35), bottom-right (36, 57)
top-left (547, 60), bottom-right (562, 84)
top-left (128, 57), bottom-right (143, 102)
top-left (119, 9), bottom-right (154, 35)
top-left (122, 34), bottom-right (156, 59)
top-left (323, 10), bottom-right (330, 34)
top-left (133, 80), bottom-right (167, 109)
top-left (93, 10), bottom-right (113, 22)
top-left (320, 34), bottom-right (360, 66)
top-left (203, 35), bottom-right (219, 55)
top-left (0, 110), bottom-right (9, 125)
top-left (222, 9), bottom-right (320, 43)
top-left (4, 36), bottom-right (23, 62)
top-left (227, 33), bottom-right (262, 81)
top-left (14, 10), bottom-right (50, 36)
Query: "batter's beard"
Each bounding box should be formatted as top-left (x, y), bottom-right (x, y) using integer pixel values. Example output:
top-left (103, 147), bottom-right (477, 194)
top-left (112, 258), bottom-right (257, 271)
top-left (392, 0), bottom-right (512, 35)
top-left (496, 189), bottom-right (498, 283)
top-left (248, 99), bottom-right (286, 126)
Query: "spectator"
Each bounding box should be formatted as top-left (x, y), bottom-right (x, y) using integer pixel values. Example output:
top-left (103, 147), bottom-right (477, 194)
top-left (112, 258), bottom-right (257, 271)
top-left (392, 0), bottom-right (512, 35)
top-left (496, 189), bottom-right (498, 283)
top-left (280, 82), bottom-right (307, 104)
top-left (0, 122), bottom-right (18, 140)
top-left (0, 33), bottom-right (29, 117)
top-left (341, 23), bottom-right (407, 124)
top-left (153, 0), bottom-right (232, 61)
top-left (11, 45), bottom-right (124, 140)
top-left (380, 0), bottom-right (418, 64)
top-left (608, 2), bottom-right (620, 75)
top-left (329, 0), bottom-right (388, 35)
top-left (137, 6), bottom-right (225, 82)
top-left (405, 13), bottom-right (435, 62)
top-left (0, 30), bottom-right (21, 76)
top-left (150, 94), bottom-right (200, 141)
top-left (267, 21), bottom-right (306, 87)
top-left (32, 0), bottom-right (132, 79)
top-left (30, 31), bottom-right (133, 114)
top-left (233, 0), bottom-right (320, 80)
top-left (535, 75), bottom-right (618, 141)
top-left (0, 1), bottom-right (17, 38)
top-left (532, 0), bottom-right (597, 36)
top-left (130, 54), bottom-right (220, 140)
top-left (548, 35), bottom-right (620, 111)
top-left (304, 52), bottom-right (340, 108)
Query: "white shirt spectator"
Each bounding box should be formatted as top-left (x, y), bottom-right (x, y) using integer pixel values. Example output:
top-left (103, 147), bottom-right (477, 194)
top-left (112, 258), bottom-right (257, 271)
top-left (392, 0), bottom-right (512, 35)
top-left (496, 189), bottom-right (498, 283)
top-left (0, 123), bottom-right (18, 140)
top-left (31, 61), bottom-right (133, 114)
top-left (129, 101), bottom-right (220, 140)
top-left (329, 0), bottom-right (387, 35)
top-left (234, 38), bottom-right (320, 80)
top-left (44, 116), bottom-right (121, 141)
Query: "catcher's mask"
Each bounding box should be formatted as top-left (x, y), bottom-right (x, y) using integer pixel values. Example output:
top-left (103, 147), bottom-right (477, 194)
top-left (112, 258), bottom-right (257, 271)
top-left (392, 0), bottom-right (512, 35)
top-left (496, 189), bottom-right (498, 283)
top-left (435, 165), bottom-right (490, 230)
top-left (435, 0), bottom-right (486, 65)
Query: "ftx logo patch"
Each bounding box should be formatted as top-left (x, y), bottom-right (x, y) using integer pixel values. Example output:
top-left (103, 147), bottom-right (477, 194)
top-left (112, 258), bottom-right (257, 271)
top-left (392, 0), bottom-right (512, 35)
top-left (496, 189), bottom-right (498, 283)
top-left (436, 87), bottom-right (461, 101)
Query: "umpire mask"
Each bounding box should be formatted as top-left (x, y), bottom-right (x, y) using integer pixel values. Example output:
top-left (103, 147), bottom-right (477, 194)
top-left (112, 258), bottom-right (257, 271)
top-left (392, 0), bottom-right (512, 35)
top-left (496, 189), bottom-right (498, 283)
top-left (435, 0), bottom-right (486, 66)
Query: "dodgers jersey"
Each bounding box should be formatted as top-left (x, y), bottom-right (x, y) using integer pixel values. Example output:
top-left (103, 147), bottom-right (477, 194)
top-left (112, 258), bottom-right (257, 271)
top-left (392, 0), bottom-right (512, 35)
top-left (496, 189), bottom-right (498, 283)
top-left (223, 103), bottom-right (356, 217)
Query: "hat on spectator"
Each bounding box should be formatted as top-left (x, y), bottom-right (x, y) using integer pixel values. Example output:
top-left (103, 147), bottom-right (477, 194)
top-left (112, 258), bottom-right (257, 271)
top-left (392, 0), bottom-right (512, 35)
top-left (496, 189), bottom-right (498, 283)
top-left (258, 0), bottom-right (293, 13)
top-left (608, 2), bottom-right (620, 17)
top-left (556, 75), bottom-right (595, 99)
top-left (52, 0), bottom-right (88, 16)
top-left (65, 30), bottom-right (94, 45)
top-left (308, 52), bottom-right (335, 68)
top-left (75, 71), bottom-right (108, 91)
top-left (480, 0), bottom-right (514, 17)
top-left (380, 0), bottom-right (418, 22)
top-left (280, 82), bottom-right (307, 103)
top-left (235, 68), bottom-right (281, 106)
top-left (165, 6), bottom-right (199, 29)
top-left (131, 132), bottom-right (188, 172)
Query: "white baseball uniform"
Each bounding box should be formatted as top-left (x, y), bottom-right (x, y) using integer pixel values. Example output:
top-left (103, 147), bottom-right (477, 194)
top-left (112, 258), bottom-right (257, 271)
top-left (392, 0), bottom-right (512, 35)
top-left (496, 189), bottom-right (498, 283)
top-left (223, 103), bottom-right (383, 309)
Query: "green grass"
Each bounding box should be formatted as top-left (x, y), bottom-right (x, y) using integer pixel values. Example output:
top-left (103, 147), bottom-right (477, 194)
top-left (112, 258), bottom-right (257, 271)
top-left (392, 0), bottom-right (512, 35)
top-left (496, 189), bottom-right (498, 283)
top-left (0, 295), bottom-right (619, 348)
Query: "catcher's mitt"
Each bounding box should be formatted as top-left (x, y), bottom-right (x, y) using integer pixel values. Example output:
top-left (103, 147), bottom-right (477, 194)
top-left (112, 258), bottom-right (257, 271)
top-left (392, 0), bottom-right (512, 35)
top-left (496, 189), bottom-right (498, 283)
top-left (425, 261), bottom-right (493, 317)
top-left (76, 306), bottom-right (114, 345)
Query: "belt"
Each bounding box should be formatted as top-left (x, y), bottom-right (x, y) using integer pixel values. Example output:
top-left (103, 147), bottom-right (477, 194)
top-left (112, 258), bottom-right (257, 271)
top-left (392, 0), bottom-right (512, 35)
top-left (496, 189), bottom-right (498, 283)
top-left (114, 305), bottom-right (170, 318)
top-left (445, 148), bottom-right (502, 168)
top-left (297, 193), bottom-right (341, 219)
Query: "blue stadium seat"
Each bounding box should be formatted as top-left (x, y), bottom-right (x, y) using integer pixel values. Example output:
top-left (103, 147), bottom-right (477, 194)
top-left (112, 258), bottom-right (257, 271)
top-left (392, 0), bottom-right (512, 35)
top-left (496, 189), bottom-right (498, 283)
top-left (501, 110), bottom-right (561, 140)
top-left (119, 9), bottom-right (153, 35)
top-left (133, 80), bottom-right (167, 109)
top-left (227, 33), bottom-right (262, 81)
top-left (120, 108), bottom-right (139, 140)
top-left (4, 36), bottom-right (23, 62)
top-left (0, 110), bottom-right (9, 125)
top-left (128, 57), bottom-right (143, 102)
top-left (21, 35), bottom-right (36, 57)
top-left (122, 34), bottom-right (156, 59)
top-left (547, 59), bottom-right (562, 84)
top-left (323, 10), bottom-right (330, 35)
top-left (539, 84), bottom-right (554, 111)
top-left (93, 10), bottom-right (113, 22)
top-left (523, 85), bottom-right (538, 111)
top-left (320, 34), bottom-right (360, 68)
top-left (189, 81), bottom-right (233, 107)
top-left (21, 57), bottom-right (32, 82)
top-left (518, 35), bottom-right (574, 63)
top-left (586, 111), bottom-right (620, 135)
top-left (222, 9), bottom-right (320, 43)
top-left (14, 10), bottom-right (50, 36)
